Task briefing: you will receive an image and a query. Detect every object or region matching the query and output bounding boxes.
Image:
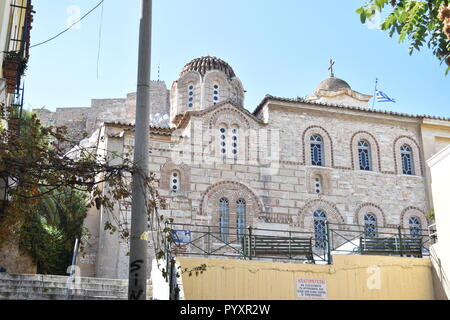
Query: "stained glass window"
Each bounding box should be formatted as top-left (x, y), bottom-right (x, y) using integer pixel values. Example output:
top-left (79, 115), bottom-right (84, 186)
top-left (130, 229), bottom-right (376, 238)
top-left (314, 176), bottom-right (322, 194)
top-left (310, 135), bottom-right (324, 166)
top-left (213, 83), bottom-right (220, 105)
top-left (409, 217), bottom-right (422, 237)
top-left (358, 140), bottom-right (371, 171)
top-left (236, 199), bottom-right (246, 239)
top-left (170, 171), bottom-right (180, 192)
top-left (401, 144), bottom-right (414, 175)
top-left (219, 127), bottom-right (227, 155)
top-left (364, 214), bottom-right (377, 237)
top-left (187, 84), bottom-right (194, 108)
top-left (314, 210), bottom-right (327, 249)
top-left (219, 198), bottom-right (230, 242)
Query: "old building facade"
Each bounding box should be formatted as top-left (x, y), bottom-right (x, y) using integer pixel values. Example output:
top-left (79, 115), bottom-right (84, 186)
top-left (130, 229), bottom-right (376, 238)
top-left (76, 56), bottom-right (447, 279)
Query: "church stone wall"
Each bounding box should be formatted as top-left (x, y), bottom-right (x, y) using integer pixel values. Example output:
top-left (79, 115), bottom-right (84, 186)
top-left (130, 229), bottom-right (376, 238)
top-left (90, 101), bottom-right (431, 278)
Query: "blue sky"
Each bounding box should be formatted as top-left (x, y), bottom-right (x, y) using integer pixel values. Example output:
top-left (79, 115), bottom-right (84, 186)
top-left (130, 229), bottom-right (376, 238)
top-left (24, 0), bottom-right (449, 118)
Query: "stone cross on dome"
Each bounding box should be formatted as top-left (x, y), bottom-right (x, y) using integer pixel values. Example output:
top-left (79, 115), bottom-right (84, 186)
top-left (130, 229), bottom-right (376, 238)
top-left (328, 59), bottom-right (335, 77)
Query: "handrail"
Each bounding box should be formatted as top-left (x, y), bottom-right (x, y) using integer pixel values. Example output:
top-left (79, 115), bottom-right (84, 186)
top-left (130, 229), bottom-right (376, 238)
top-left (168, 221), bottom-right (434, 264)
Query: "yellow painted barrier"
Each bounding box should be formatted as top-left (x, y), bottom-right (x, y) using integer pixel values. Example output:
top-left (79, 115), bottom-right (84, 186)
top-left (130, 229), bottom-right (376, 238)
top-left (179, 255), bottom-right (435, 300)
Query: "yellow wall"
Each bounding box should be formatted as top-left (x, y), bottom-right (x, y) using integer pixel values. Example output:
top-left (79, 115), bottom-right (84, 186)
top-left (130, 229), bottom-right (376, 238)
top-left (179, 255), bottom-right (435, 300)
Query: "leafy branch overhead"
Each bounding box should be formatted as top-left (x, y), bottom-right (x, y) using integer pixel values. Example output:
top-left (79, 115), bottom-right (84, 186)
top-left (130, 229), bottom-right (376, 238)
top-left (357, 0), bottom-right (450, 74)
top-left (0, 107), bottom-right (168, 268)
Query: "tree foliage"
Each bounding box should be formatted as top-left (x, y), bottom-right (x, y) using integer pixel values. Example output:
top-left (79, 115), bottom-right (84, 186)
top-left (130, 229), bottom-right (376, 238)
top-left (357, 0), bottom-right (450, 74)
top-left (0, 105), bottom-right (168, 271)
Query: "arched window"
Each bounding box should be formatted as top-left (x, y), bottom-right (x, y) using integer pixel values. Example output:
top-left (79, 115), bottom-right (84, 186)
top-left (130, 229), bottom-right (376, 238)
top-left (358, 140), bottom-right (371, 171)
top-left (314, 176), bottom-right (322, 194)
top-left (219, 198), bottom-right (230, 242)
top-left (364, 214), bottom-right (377, 237)
top-left (219, 126), bottom-right (227, 156)
top-left (310, 135), bottom-right (324, 166)
top-left (313, 210), bottom-right (327, 249)
top-left (409, 216), bottom-right (422, 237)
top-left (170, 171), bottom-right (180, 192)
top-left (231, 127), bottom-right (238, 156)
top-left (401, 144), bottom-right (414, 175)
top-left (236, 199), bottom-right (246, 239)
top-left (213, 83), bottom-right (220, 105)
top-left (187, 84), bottom-right (195, 108)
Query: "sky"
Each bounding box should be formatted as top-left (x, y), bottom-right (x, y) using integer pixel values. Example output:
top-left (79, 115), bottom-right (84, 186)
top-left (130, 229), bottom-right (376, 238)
top-left (24, 0), bottom-right (450, 118)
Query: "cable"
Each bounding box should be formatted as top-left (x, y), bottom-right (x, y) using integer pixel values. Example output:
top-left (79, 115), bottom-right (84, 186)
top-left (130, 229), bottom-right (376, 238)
top-left (30, 0), bottom-right (105, 49)
top-left (96, 1), bottom-right (105, 79)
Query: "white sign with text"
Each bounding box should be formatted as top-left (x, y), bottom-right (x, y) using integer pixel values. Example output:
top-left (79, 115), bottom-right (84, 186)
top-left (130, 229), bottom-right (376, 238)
top-left (296, 278), bottom-right (328, 300)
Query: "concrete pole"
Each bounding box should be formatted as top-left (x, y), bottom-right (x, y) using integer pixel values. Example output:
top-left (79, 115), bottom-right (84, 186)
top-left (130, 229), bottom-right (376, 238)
top-left (128, 0), bottom-right (152, 300)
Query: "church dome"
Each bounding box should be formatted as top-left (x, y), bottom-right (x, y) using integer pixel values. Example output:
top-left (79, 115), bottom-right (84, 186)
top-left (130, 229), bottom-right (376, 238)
top-left (180, 56), bottom-right (236, 79)
top-left (315, 76), bottom-right (351, 92)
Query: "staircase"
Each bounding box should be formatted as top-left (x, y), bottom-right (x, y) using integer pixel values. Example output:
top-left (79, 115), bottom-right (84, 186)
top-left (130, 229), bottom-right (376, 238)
top-left (0, 273), bottom-right (153, 300)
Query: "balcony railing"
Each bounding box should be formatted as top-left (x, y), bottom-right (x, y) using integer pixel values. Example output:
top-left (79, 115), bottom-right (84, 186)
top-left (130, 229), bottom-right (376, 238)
top-left (166, 222), bottom-right (436, 265)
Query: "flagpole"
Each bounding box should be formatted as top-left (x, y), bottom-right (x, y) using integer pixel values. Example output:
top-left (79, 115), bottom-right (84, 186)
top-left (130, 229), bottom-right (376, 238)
top-left (372, 77), bottom-right (378, 109)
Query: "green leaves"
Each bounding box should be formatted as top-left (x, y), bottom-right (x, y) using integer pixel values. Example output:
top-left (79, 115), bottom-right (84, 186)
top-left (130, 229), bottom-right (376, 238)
top-left (357, 0), bottom-right (450, 72)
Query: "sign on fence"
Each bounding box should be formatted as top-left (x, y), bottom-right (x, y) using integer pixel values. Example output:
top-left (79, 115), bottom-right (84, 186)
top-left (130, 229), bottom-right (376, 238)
top-left (296, 278), bottom-right (328, 300)
top-left (172, 230), bottom-right (192, 244)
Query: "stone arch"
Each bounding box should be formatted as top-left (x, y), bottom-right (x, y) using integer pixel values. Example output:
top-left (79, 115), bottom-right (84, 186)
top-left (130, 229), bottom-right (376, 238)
top-left (306, 167), bottom-right (332, 195)
top-left (393, 136), bottom-right (422, 176)
top-left (354, 203), bottom-right (385, 227)
top-left (171, 71), bottom-right (202, 115)
top-left (230, 78), bottom-right (245, 106)
top-left (204, 70), bottom-right (232, 107)
top-left (209, 106), bottom-right (250, 130)
top-left (199, 181), bottom-right (264, 230)
top-left (299, 199), bottom-right (344, 230)
top-left (302, 126), bottom-right (334, 167)
top-left (208, 106), bottom-right (252, 161)
top-left (160, 160), bottom-right (190, 193)
top-left (400, 206), bottom-right (428, 232)
top-left (350, 131), bottom-right (381, 172)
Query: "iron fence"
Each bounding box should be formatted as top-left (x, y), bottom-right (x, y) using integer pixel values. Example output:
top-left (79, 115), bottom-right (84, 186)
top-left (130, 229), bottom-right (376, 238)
top-left (327, 222), bottom-right (436, 258)
top-left (168, 223), bottom-right (329, 264)
top-left (166, 222), bottom-right (437, 265)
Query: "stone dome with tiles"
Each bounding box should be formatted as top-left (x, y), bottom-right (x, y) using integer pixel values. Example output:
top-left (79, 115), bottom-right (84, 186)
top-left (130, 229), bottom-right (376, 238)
top-left (180, 56), bottom-right (236, 79)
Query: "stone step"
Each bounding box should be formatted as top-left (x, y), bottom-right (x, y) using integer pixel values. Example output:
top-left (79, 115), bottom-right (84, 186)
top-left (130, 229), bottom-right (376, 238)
top-left (0, 290), bottom-right (128, 300)
top-left (0, 273), bottom-right (153, 300)
top-left (0, 279), bottom-right (129, 291)
top-left (0, 285), bottom-right (128, 298)
top-left (0, 274), bottom-right (129, 286)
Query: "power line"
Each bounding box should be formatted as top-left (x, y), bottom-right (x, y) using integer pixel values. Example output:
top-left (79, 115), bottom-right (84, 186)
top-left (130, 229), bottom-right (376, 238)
top-left (96, 1), bottom-right (105, 79)
top-left (30, 0), bottom-right (105, 49)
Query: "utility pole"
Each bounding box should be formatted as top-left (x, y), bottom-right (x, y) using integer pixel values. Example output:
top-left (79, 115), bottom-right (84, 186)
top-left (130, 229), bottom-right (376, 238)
top-left (128, 0), bottom-right (152, 300)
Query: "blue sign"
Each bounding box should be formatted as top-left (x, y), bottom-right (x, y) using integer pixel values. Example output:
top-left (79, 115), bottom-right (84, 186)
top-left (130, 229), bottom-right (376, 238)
top-left (172, 230), bottom-right (192, 244)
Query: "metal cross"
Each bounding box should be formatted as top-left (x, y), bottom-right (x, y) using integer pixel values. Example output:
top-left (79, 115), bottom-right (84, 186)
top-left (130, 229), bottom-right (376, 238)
top-left (328, 59), bottom-right (335, 77)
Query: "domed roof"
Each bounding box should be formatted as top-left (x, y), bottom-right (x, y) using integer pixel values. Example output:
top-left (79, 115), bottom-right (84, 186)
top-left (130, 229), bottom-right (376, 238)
top-left (315, 76), bottom-right (351, 92)
top-left (180, 56), bottom-right (236, 79)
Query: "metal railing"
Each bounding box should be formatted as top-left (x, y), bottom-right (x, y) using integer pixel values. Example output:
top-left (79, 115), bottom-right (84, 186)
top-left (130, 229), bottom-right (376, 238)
top-left (327, 222), bottom-right (436, 257)
top-left (168, 223), bottom-right (329, 264)
top-left (166, 222), bottom-right (436, 265)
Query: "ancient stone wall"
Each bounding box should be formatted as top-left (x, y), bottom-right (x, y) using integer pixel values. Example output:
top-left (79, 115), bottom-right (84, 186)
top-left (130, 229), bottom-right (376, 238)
top-left (33, 81), bottom-right (170, 147)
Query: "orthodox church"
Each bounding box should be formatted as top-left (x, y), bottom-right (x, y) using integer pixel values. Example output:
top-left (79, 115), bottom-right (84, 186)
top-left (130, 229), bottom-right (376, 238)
top-left (75, 56), bottom-right (436, 279)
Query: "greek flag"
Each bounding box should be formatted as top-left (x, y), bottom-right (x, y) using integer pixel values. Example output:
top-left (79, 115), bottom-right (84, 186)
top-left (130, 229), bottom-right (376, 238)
top-left (376, 90), bottom-right (396, 103)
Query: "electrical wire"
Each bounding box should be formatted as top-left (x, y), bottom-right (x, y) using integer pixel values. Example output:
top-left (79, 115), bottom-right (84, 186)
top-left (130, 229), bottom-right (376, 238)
top-left (96, 1), bottom-right (105, 79)
top-left (30, 0), bottom-right (105, 49)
